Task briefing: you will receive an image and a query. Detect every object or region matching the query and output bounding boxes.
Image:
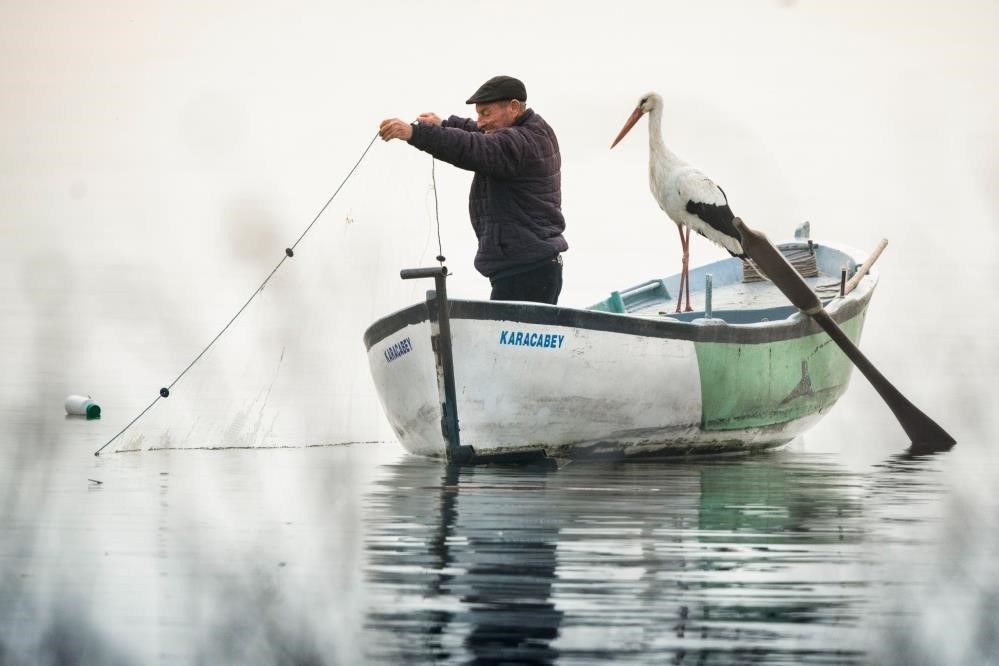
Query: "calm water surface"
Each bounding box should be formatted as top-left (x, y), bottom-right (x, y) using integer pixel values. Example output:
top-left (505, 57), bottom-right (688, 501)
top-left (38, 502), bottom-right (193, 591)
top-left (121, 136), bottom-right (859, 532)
top-left (363, 449), bottom-right (997, 665)
top-left (3, 419), bottom-right (997, 665)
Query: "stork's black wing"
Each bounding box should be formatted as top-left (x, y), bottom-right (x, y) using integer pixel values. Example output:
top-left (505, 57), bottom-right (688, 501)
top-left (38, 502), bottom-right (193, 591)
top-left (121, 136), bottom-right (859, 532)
top-left (685, 185), bottom-right (745, 258)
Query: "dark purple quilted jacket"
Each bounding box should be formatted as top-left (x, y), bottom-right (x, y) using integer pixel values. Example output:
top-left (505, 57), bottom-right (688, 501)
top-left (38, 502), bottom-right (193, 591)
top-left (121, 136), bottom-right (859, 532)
top-left (408, 109), bottom-right (568, 277)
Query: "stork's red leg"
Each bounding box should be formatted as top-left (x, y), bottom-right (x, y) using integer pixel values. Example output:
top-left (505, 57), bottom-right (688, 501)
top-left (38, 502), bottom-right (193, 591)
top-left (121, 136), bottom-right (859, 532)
top-left (675, 225), bottom-right (687, 313)
top-left (682, 225), bottom-right (693, 312)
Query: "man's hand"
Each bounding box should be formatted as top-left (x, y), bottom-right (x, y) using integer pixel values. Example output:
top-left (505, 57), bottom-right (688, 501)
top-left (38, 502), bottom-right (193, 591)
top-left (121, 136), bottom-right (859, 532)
top-left (379, 118), bottom-right (413, 142)
top-left (417, 112), bottom-right (442, 126)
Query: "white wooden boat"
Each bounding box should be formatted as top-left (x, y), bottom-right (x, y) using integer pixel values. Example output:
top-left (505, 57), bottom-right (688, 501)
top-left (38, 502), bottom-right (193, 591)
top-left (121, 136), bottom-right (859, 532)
top-left (363, 237), bottom-right (877, 462)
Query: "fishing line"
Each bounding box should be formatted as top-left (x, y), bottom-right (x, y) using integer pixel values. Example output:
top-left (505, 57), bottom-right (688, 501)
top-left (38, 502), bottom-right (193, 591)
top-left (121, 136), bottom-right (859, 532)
top-left (431, 157), bottom-right (445, 265)
top-left (94, 132), bottom-right (379, 456)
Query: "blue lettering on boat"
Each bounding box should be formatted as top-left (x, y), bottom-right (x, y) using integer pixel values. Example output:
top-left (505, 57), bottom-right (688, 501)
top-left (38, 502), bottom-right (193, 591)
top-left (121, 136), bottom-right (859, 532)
top-left (497, 330), bottom-right (566, 349)
top-left (384, 336), bottom-right (413, 362)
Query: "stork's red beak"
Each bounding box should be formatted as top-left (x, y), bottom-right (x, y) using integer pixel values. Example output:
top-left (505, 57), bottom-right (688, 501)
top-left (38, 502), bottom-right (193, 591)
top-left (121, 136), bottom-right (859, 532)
top-left (611, 107), bottom-right (644, 148)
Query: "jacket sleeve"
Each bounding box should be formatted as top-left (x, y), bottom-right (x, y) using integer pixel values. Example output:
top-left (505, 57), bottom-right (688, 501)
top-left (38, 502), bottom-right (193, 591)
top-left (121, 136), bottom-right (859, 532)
top-left (409, 122), bottom-right (526, 179)
top-left (441, 115), bottom-right (479, 132)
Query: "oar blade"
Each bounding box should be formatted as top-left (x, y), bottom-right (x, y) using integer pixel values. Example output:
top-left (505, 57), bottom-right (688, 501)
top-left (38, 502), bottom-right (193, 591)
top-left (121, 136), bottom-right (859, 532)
top-left (810, 310), bottom-right (956, 453)
top-left (731, 218), bottom-right (956, 452)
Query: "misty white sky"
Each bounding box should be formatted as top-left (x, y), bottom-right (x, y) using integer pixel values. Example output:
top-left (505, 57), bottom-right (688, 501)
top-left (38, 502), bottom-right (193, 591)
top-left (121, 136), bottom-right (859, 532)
top-left (2, 1), bottom-right (996, 447)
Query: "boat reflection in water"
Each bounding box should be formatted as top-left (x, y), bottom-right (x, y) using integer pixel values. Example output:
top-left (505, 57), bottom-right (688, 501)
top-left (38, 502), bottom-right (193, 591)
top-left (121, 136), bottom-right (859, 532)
top-left (359, 451), bottom-right (945, 664)
top-left (365, 460), bottom-right (563, 663)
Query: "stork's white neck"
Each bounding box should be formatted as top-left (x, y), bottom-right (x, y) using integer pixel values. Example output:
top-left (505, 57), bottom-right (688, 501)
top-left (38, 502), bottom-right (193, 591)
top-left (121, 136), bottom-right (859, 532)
top-left (647, 104), bottom-right (685, 175)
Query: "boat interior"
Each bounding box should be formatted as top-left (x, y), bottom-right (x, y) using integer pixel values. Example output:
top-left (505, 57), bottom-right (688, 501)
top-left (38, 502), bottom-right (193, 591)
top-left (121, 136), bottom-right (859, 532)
top-left (588, 241), bottom-right (862, 325)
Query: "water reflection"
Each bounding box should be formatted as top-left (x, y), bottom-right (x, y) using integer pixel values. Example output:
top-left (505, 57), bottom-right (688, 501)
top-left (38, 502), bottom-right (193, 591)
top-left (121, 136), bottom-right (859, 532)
top-left (366, 461), bottom-right (562, 663)
top-left (361, 453), bottom-right (942, 664)
top-left (2, 425), bottom-right (989, 664)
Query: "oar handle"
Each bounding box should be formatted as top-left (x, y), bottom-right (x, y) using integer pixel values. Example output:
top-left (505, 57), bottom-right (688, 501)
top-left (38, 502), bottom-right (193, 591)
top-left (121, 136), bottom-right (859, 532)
top-left (844, 238), bottom-right (888, 295)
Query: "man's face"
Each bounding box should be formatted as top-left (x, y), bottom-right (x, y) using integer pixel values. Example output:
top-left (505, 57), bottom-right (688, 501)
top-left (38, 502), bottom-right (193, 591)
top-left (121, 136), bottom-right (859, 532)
top-left (475, 100), bottom-right (520, 133)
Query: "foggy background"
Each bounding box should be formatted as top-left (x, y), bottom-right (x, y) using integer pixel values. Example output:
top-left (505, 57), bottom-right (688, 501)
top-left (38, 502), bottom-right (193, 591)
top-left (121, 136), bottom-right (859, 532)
top-left (1, 1), bottom-right (997, 663)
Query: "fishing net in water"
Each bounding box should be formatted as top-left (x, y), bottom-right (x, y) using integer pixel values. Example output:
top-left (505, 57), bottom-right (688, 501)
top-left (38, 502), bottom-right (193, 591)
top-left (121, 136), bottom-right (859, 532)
top-left (101, 142), bottom-right (476, 454)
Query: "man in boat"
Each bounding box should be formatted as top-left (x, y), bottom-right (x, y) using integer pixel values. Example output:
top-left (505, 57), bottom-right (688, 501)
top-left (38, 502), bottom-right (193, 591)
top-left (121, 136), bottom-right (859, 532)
top-left (378, 75), bottom-right (568, 305)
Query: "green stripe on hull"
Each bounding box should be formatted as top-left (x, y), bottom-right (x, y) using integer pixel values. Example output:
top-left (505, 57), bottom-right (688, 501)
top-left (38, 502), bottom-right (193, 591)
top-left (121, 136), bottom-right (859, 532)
top-left (694, 313), bottom-right (866, 430)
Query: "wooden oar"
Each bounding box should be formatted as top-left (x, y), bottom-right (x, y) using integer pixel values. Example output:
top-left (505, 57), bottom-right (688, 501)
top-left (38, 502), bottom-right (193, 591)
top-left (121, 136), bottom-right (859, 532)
top-left (732, 218), bottom-right (955, 453)
top-left (845, 238), bottom-right (888, 295)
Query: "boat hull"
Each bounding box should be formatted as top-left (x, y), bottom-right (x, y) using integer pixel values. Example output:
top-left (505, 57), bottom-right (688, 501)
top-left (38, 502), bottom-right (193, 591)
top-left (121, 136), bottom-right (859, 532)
top-left (364, 277), bottom-right (873, 459)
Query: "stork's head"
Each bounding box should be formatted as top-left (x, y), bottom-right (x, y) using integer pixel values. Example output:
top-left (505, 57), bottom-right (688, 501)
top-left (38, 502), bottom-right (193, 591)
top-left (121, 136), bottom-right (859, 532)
top-left (610, 92), bottom-right (662, 148)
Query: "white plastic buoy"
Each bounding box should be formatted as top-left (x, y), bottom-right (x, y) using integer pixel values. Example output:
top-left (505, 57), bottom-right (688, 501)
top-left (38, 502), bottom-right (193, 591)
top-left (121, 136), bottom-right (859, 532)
top-left (65, 395), bottom-right (101, 420)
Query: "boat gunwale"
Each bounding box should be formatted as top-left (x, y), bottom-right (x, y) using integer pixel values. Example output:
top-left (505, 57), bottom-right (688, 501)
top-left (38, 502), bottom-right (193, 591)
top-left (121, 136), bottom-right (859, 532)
top-left (363, 287), bottom-right (873, 350)
top-left (363, 241), bottom-right (877, 351)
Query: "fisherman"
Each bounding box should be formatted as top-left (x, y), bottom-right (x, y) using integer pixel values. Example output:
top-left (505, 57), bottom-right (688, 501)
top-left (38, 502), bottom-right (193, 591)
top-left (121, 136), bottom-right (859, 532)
top-left (378, 75), bottom-right (568, 305)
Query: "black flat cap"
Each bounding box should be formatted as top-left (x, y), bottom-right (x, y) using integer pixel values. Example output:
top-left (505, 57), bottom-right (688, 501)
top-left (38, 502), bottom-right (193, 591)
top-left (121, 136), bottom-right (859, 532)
top-left (465, 75), bottom-right (527, 104)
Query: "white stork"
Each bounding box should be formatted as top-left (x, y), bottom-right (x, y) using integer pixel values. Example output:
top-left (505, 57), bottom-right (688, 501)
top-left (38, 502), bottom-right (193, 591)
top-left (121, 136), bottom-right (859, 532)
top-left (611, 92), bottom-right (745, 312)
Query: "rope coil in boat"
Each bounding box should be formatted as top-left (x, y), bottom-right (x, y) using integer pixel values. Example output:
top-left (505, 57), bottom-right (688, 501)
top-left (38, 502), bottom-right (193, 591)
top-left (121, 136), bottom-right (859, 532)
top-left (742, 245), bottom-right (819, 283)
